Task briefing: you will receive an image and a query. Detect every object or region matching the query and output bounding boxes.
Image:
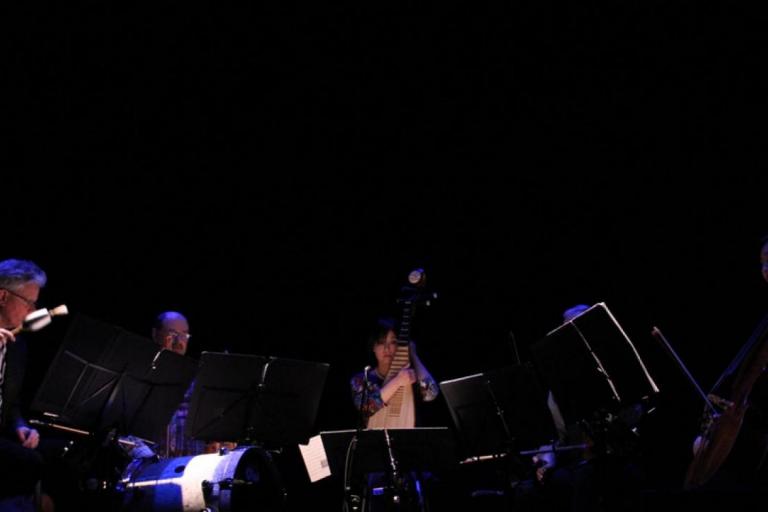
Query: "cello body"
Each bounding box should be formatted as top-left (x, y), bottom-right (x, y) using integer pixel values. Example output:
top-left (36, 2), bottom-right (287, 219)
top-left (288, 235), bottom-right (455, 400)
top-left (684, 402), bottom-right (747, 488)
top-left (684, 315), bottom-right (768, 489)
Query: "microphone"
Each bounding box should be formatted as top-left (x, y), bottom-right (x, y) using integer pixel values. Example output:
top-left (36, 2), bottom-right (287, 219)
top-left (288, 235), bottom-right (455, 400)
top-left (509, 330), bottom-right (522, 365)
top-left (358, 366), bottom-right (372, 431)
top-left (150, 349), bottom-right (164, 371)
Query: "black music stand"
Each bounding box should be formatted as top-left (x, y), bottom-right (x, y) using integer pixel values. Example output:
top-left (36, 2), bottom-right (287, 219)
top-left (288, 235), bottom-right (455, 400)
top-left (320, 427), bottom-right (456, 478)
top-left (31, 314), bottom-right (197, 442)
top-left (185, 351), bottom-right (330, 446)
top-left (319, 427), bottom-right (455, 512)
top-left (439, 365), bottom-right (555, 459)
top-left (530, 302), bottom-right (660, 427)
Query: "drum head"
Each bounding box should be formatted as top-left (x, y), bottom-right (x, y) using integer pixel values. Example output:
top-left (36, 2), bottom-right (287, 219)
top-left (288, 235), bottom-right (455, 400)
top-left (220, 447), bottom-right (286, 511)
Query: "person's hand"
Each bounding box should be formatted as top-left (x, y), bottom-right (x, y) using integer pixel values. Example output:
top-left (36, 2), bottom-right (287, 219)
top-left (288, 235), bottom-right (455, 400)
top-left (0, 328), bottom-right (16, 346)
top-left (692, 435), bottom-right (704, 455)
top-left (397, 367), bottom-right (417, 386)
top-left (532, 444), bottom-right (556, 483)
top-left (120, 435), bottom-right (155, 459)
top-left (17, 426), bottom-right (40, 449)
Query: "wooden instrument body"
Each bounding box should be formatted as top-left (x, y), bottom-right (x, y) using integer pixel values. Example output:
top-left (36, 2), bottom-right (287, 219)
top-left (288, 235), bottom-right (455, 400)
top-left (366, 343), bottom-right (415, 429)
top-left (685, 321), bottom-right (768, 488)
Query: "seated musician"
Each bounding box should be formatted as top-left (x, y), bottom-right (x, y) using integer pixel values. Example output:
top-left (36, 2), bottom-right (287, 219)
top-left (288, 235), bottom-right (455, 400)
top-left (518, 304), bottom-right (644, 512)
top-left (687, 235), bottom-right (768, 492)
top-left (350, 317), bottom-right (439, 429)
top-left (348, 317), bottom-right (440, 512)
top-left (149, 311), bottom-right (235, 458)
top-left (0, 259), bottom-right (55, 511)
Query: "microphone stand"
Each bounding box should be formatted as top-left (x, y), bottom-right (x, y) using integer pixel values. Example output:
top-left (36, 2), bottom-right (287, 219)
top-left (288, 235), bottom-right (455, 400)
top-left (484, 378), bottom-right (529, 486)
top-left (245, 357), bottom-right (275, 446)
top-left (359, 367), bottom-right (370, 431)
top-left (508, 330), bottom-right (522, 366)
top-left (485, 378), bottom-right (514, 451)
top-left (383, 428), bottom-right (403, 506)
top-left (344, 366), bottom-right (370, 512)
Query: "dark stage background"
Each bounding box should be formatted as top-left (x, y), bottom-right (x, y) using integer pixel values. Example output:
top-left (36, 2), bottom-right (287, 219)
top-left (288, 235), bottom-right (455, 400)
top-left (5, 1), bottom-right (768, 507)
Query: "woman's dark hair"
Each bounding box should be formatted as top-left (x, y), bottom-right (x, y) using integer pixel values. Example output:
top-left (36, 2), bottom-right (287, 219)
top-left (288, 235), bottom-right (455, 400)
top-left (367, 317), bottom-right (397, 350)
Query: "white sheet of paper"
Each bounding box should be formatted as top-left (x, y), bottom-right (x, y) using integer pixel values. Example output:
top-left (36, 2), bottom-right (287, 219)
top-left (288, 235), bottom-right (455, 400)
top-left (298, 434), bottom-right (331, 482)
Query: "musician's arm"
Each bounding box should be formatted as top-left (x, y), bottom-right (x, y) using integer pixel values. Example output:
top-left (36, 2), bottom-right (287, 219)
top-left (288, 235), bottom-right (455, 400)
top-left (350, 374), bottom-right (386, 417)
top-left (410, 342), bottom-right (439, 402)
top-left (380, 370), bottom-right (416, 403)
top-left (2, 335), bottom-right (40, 448)
top-left (533, 446), bottom-right (556, 482)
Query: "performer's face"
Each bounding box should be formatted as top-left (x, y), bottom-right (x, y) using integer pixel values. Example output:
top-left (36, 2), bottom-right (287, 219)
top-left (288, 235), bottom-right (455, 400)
top-left (156, 317), bottom-right (190, 355)
top-left (0, 282), bottom-right (40, 328)
top-left (373, 330), bottom-right (398, 368)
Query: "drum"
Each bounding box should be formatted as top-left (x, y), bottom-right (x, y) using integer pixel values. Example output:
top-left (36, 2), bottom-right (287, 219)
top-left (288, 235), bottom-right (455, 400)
top-left (119, 446), bottom-right (285, 512)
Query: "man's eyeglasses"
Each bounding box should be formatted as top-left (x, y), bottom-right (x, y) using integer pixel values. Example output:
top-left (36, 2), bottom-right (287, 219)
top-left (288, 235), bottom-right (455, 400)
top-left (2, 288), bottom-right (37, 309)
top-left (165, 330), bottom-right (191, 342)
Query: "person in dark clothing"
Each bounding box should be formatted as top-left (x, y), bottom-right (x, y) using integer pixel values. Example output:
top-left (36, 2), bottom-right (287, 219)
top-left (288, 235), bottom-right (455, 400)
top-left (347, 317), bottom-right (440, 512)
top-left (0, 259), bottom-right (48, 507)
top-left (686, 235), bottom-right (768, 499)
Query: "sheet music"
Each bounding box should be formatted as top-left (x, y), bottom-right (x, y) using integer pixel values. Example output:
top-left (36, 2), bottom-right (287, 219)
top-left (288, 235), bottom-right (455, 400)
top-left (299, 434), bottom-right (331, 482)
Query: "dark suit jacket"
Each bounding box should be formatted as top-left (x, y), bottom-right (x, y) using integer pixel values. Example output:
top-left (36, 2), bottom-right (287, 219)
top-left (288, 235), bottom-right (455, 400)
top-left (1, 336), bottom-right (28, 435)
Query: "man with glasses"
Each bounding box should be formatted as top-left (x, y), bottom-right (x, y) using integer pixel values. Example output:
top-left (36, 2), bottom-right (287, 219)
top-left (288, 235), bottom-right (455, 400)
top-left (150, 311), bottom-right (205, 458)
top-left (0, 258), bottom-right (47, 506)
top-left (152, 310), bottom-right (192, 357)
